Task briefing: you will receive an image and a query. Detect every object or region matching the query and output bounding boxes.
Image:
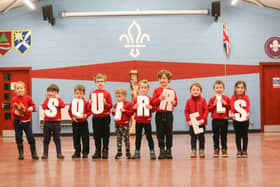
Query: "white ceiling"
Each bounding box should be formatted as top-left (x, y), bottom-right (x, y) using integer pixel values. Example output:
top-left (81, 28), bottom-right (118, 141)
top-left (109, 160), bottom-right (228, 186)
top-left (0, 0), bottom-right (279, 13)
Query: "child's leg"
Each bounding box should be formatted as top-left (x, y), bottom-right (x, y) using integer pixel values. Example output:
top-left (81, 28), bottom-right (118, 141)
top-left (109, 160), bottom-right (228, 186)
top-left (115, 126), bottom-right (122, 153)
top-left (13, 119), bottom-right (24, 160)
top-left (72, 121), bottom-right (81, 155)
top-left (198, 127), bottom-right (206, 150)
top-left (189, 126), bottom-right (197, 150)
top-left (43, 122), bottom-right (52, 157)
top-left (122, 126), bottom-right (131, 158)
top-left (241, 121), bottom-right (249, 152)
top-left (212, 119), bottom-right (220, 151)
top-left (22, 122), bottom-right (38, 159)
top-left (81, 121), bottom-right (90, 156)
top-left (155, 112), bottom-right (165, 150)
top-left (135, 123), bottom-right (143, 151)
top-left (144, 123), bottom-right (155, 151)
top-left (220, 119), bottom-right (229, 150)
top-left (102, 116), bottom-right (111, 151)
top-left (233, 121), bottom-right (242, 153)
top-left (53, 122), bottom-right (63, 158)
top-left (165, 112), bottom-right (173, 151)
top-left (92, 117), bottom-right (102, 152)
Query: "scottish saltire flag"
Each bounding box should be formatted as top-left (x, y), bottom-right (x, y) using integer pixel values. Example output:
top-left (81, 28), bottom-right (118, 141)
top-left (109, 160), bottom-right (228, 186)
top-left (223, 22), bottom-right (230, 56)
top-left (13, 30), bottom-right (32, 55)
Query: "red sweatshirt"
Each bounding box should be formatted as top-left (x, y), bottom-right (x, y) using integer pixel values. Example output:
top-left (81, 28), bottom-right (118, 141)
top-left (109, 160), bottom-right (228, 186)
top-left (184, 95), bottom-right (208, 126)
top-left (151, 87), bottom-right (178, 112)
top-left (11, 95), bottom-right (35, 121)
top-left (132, 96), bottom-right (155, 123)
top-left (230, 94), bottom-right (250, 115)
top-left (89, 89), bottom-right (112, 117)
top-left (68, 98), bottom-right (91, 123)
top-left (42, 97), bottom-right (65, 121)
top-left (208, 95), bottom-right (231, 119)
top-left (112, 101), bottom-right (133, 126)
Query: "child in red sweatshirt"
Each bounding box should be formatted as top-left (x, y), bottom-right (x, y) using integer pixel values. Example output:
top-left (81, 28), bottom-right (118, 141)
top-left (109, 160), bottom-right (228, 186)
top-left (131, 79), bottom-right (156, 160)
top-left (41, 84), bottom-right (65, 159)
top-left (68, 85), bottom-right (91, 158)
top-left (151, 70), bottom-right (177, 159)
top-left (11, 81), bottom-right (39, 160)
top-left (208, 80), bottom-right (231, 157)
top-left (112, 87), bottom-right (133, 159)
top-left (89, 73), bottom-right (113, 159)
top-left (230, 80), bottom-right (250, 158)
top-left (184, 82), bottom-right (208, 158)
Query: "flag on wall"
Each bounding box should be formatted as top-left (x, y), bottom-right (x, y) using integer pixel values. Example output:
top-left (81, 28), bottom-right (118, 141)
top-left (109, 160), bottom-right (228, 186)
top-left (13, 30), bottom-right (32, 55)
top-left (223, 22), bottom-right (230, 56)
top-left (0, 31), bottom-right (12, 56)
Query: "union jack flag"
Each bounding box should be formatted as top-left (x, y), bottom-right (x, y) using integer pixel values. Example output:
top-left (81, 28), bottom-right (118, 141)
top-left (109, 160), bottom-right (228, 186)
top-left (223, 22), bottom-right (230, 56)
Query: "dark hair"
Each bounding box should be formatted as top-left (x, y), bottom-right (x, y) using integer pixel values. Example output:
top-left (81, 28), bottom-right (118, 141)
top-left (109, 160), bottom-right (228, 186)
top-left (234, 80), bottom-right (247, 95)
top-left (74, 84), bottom-right (85, 93)
top-left (47, 84), bottom-right (59, 93)
top-left (157, 70), bottom-right (172, 81)
top-left (213, 80), bottom-right (225, 88)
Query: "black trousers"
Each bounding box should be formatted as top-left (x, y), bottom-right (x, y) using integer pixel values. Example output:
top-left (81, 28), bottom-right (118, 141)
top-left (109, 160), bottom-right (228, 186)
top-left (212, 119), bottom-right (228, 150)
top-left (43, 121), bottom-right (62, 154)
top-left (233, 120), bottom-right (249, 152)
top-left (135, 122), bottom-right (154, 151)
top-left (92, 115), bottom-right (111, 151)
top-left (155, 112), bottom-right (173, 149)
top-left (189, 126), bottom-right (205, 150)
top-left (72, 121), bottom-right (89, 155)
top-left (13, 119), bottom-right (35, 145)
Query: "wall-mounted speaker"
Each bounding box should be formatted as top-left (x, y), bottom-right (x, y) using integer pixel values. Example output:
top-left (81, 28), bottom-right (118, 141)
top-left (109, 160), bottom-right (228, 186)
top-left (211, 1), bottom-right (220, 22)
top-left (42, 4), bottom-right (55, 26)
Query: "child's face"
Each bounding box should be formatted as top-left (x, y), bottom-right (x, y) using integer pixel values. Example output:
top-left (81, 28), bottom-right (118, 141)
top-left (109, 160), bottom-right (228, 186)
top-left (235, 83), bottom-right (246, 95)
top-left (190, 86), bottom-right (202, 97)
top-left (47, 90), bottom-right (58, 98)
top-left (116, 93), bottom-right (126, 102)
top-left (15, 84), bottom-right (25, 96)
top-left (159, 74), bottom-right (169, 88)
top-left (214, 84), bottom-right (224, 95)
top-left (74, 90), bottom-right (85, 99)
top-left (138, 83), bottom-right (149, 96)
top-left (95, 78), bottom-right (105, 90)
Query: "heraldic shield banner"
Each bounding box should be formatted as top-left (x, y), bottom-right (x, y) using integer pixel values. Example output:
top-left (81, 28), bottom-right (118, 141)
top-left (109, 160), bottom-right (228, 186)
top-left (0, 31), bottom-right (12, 56)
top-left (13, 30), bottom-right (32, 55)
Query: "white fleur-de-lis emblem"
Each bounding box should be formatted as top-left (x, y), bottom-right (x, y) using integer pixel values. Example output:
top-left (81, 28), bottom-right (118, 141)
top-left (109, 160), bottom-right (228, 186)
top-left (270, 40), bottom-right (280, 52)
top-left (120, 20), bottom-right (151, 58)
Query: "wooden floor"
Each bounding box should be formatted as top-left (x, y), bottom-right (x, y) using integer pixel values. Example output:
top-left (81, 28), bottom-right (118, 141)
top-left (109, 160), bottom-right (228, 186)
top-left (0, 133), bottom-right (279, 187)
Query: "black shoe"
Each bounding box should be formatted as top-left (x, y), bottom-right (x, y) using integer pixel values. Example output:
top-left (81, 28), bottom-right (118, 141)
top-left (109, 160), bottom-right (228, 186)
top-left (150, 150), bottom-right (156, 160)
top-left (132, 151), bottom-right (140, 159)
top-left (126, 152), bottom-right (131, 159)
top-left (165, 149), bottom-right (172, 159)
top-left (115, 152), bottom-right (122, 159)
top-left (242, 151), bottom-right (248, 158)
top-left (42, 144), bottom-right (49, 159)
top-left (92, 151), bottom-right (101, 159)
top-left (82, 154), bottom-right (88, 158)
top-left (17, 144), bottom-right (24, 160)
top-left (41, 154), bottom-right (48, 159)
top-left (72, 152), bottom-right (81, 158)
top-left (102, 149), bottom-right (108, 159)
top-left (158, 149), bottom-right (165, 159)
top-left (30, 144), bottom-right (39, 160)
top-left (57, 154), bottom-right (64, 159)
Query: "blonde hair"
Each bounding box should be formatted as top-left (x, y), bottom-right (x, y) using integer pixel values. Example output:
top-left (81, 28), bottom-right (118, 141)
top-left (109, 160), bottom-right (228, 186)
top-left (115, 87), bottom-right (127, 96)
top-left (157, 70), bottom-right (172, 81)
top-left (74, 84), bottom-right (85, 93)
top-left (213, 80), bottom-right (225, 88)
top-left (14, 81), bottom-right (25, 89)
top-left (138, 79), bottom-right (150, 89)
top-left (190, 82), bottom-right (202, 91)
top-left (94, 73), bottom-right (107, 81)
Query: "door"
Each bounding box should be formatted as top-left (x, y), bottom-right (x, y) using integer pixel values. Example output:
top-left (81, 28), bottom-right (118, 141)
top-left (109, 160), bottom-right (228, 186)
top-left (261, 63), bottom-right (280, 132)
top-left (0, 68), bottom-right (31, 136)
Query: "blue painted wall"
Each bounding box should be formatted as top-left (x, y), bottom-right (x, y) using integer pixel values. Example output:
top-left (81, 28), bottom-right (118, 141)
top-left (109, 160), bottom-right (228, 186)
top-left (0, 0), bottom-right (279, 133)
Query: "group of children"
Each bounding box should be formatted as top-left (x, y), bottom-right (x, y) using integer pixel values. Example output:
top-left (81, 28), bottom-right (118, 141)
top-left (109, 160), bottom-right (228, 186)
top-left (11, 70), bottom-right (250, 160)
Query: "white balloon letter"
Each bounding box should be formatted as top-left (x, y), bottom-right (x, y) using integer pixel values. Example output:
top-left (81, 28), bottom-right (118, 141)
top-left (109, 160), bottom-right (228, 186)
top-left (45, 98), bottom-right (59, 118)
top-left (234, 100), bottom-right (247, 122)
top-left (114, 102), bottom-right (123, 121)
top-left (71, 99), bottom-right (84, 119)
top-left (216, 95), bottom-right (226, 113)
top-left (159, 89), bottom-right (175, 111)
top-left (190, 112), bottom-right (204, 134)
top-left (91, 93), bottom-right (104, 114)
top-left (137, 96), bottom-right (150, 117)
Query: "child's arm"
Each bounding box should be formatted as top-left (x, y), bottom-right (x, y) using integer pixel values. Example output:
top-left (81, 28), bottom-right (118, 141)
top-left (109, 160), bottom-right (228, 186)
top-left (112, 104), bottom-right (116, 116)
top-left (208, 97), bottom-right (216, 112)
top-left (41, 98), bottom-right (48, 110)
top-left (27, 96), bottom-right (36, 112)
top-left (202, 99), bottom-right (209, 123)
top-left (184, 101), bottom-right (191, 123)
top-left (123, 102), bottom-right (134, 117)
top-left (151, 90), bottom-right (161, 106)
top-left (245, 96), bottom-right (250, 114)
top-left (85, 101), bottom-right (92, 118)
top-left (58, 98), bottom-right (65, 108)
top-left (172, 91), bottom-right (178, 107)
top-left (104, 92), bottom-right (113, 109)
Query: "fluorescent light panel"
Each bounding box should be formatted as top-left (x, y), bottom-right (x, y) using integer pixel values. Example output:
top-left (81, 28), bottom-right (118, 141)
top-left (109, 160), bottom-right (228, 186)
top-left (231, 0), bottom-right (239, 6)
top-left (22, 0), bottom-right (35, 10)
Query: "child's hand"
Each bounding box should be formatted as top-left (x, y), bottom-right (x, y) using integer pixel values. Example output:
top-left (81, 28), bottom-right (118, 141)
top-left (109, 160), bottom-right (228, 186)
top-left (145, 104), bottom-right (153, 109)
top-left (199, 120), bottom-right (204, 125)
top-left (112, 109), bottom-right (116, 113)
top-left (73, 117), bottom-right (78, 122)
top-left (221, 99), bottom-right (227, 105)
top-left (159, 94), bottom-right (165, 101)
top-left (83, 114), bottom-right (87, 118)
top-left (14, 109), bottom-right (21, 116)
top-left (120, 108), bottom-right (126, 112)
top-left (89, 99), bottom-right (92, 104)
top-left (132, 104), bottom-right (138, 109)
top-left (104, 99), bottom-right (107, 104)
top-left (188, 121), bottom-right (192, 126)
top-left (171, 100), bottom-right (176, 106)
top-left (27, 106), bottom-right (33, 112)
